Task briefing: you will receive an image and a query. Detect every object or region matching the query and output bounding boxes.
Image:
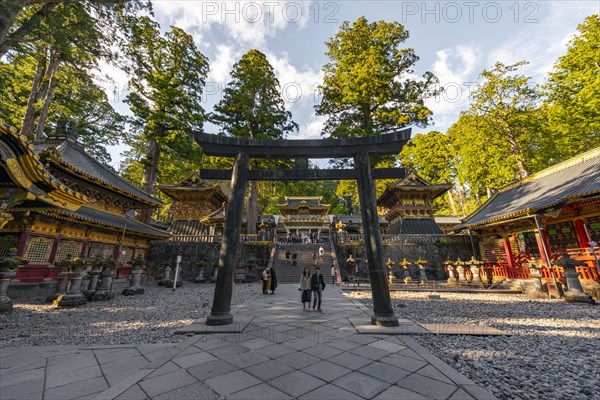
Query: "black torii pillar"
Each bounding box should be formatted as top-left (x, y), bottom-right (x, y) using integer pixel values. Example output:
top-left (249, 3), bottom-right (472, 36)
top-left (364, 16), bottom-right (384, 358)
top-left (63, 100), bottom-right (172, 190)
top-left (206, 152), bottom-right (249, 326)
top-left (355, 152), bottom-right (399, 327)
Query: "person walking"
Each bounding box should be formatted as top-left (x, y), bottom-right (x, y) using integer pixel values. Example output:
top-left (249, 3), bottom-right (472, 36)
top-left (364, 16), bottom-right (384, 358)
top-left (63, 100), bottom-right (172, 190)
top-left (299, 267), bottom-right (312, 311)
top-left (331, 264), bottom-right (336, 284)
top-left (269, 267), bottom-right (278, 294)
top-left (292, 252), bottom-right (298, 266)
top-left (318, 245), bottom-right (325, 262)
top-left (311, 266), bottom-right (326, 312)
top-left (312, 252), bottom-right (318, 266)
top-left (285, 250), bottom-right (291, 264)
top-left (262, 267), bottom-right (271, 294)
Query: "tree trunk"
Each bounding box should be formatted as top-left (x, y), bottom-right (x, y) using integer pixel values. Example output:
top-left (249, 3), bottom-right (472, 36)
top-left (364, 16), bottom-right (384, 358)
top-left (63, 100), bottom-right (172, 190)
top-left (447, 190), bottom-right (458, 215)
top-left (34, 50), bottom-right (60, 141)
top-left (139, 135), bottom-right (160, 224)
top-left (506, 131), bottom-right (529, 179)
top-left (486, 186), bottom-right (492, 199)
top-left (20, 49), bottom-right (47, 138)
top-left (0, 2), bottom-right (59, 59)
top-left (246, 180), bottom-right (257, 234)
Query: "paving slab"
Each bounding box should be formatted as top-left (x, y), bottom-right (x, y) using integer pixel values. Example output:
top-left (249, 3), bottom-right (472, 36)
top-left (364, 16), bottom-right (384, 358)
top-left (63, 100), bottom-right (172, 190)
top-left (299, 383), bottom-right (364, 400)
top-left (301, 360), bottom-right (352, 383)
top-left (328, 351), bottom-right (373, 370)
top-left (153, 381), bottom-right (218, 400)
top-left (359, 361), bottom-right (412, 384)
top-left (349, 316), bottom-right (432, 335)
top-left (396, 372), bottom-right (459, 399)
top-left (372, 385), bottom-right (432, 400)
top-left (332, 371), bottom-right (390, 399)
top-left (203, 370), bottom-right (261, 396)
top-left (268, 370), bottom-right (326, 398)
top-left (187, 359), bottom-right (237, 381)
top-left (174, 314), bottom-right (254, 334)
top-left (114, 384), bottom-right (148, 400)
top-left (228, 383), bottom-right (292, 400)
top-left (172, 350), bottom-right (218, 369)
top-left (244, 359), bottom-right (295, 381)
top-left (275, 351), bottom-right (321, 369)
top-left (45, 376), bottom-right (108, 400)
top-left (138, 369), bottom-right (197, 398)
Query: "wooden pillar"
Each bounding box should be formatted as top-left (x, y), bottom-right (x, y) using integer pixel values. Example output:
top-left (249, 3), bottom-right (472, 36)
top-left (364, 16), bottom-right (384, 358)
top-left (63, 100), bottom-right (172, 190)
top-left (573, 219), bottom-right (589, 248)
top-left (206, 152), bottom-right (249, 326)
top-left (354, 152), bottom-right (398, 327)
top-left (502, 235), bottom-right (515, 267)
top-left (534, 232), bottom-right (550, 266)
top-left (48, 236), bottom-right (61, 264)
top-left (16, 231), bottom-right (29, 257)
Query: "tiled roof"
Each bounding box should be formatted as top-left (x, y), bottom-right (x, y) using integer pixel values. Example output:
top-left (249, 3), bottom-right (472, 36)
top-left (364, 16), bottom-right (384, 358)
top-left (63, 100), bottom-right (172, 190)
top-left (457, 147), bottom-right (600, 229)
top-left (32, 206), bottom-right (170, 238)
top-left (387, 218), bottom-right (444, 235)
top-left (35, 136), bottom-right (161, 206)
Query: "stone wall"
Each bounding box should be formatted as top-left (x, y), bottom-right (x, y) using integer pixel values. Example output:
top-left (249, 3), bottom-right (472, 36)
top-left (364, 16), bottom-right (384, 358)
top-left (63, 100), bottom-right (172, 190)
top-left (147, 241), bottom-right (272, 282)
top-left (335, 238), bottom-right (479, 281)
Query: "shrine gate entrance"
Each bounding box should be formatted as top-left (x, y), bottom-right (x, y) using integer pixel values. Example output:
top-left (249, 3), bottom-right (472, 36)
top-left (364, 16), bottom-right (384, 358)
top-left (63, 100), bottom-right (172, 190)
top-left (196, 129), bottom-right (412, 327)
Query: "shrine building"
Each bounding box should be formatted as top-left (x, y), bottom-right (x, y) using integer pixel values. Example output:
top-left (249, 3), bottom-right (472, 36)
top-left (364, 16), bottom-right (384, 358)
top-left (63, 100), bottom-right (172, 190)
top-left (377, 171), bottom-right (452, 235)
top-left (158, 171), bottom-right (228, 242)
top-left (454, 146), bottom-right (600, 283)
top-left (0, 121), bottom-right (169, 281)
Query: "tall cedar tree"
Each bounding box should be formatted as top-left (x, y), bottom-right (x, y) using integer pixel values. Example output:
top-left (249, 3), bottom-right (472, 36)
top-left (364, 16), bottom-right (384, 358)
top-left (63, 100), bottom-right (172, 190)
top-left (210, 49), bottom-right (297, 233)
top-left (125, 16), bottom-right (209, 223)
top-left (316, 17), bottom-right (440, 139)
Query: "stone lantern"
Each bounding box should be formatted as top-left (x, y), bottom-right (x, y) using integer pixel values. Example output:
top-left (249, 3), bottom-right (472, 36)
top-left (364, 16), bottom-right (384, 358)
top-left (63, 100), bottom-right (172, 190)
top-left (158, 264), bottom-right (171, 286)
top-left (455, 258), bottom-right (468, 286)
top-left (92, 258), bottom-right (116, 301)
top-left (194, 261), bottom-right (207, 283)
top-left (0, 249), bottom-right (27, 312)
top-left (555, 253), bottom-right (594, 303)
top-left (416, 259), bottom-right (428, 284)
top-left (58, 256), bottom-right (89, 307)
top-left (122, 255), bottom-right (145, 295)
top-left (385, 258), bottom-right (396, 285)
top-left (399, 258), bottom-right (412, 284)
top-left (466, 256), bottom-right (484, 287)
top-left (84, 256), bottom-right (103, 300)
top-left (443, 257), bottom-right (457, 285)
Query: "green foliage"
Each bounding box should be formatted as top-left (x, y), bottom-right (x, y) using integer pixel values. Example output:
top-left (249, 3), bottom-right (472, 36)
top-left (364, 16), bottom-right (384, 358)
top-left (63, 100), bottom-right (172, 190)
top-left (465, 61), bottom-right (543, 180)
top-left (210, 49), bottom-right (297, 140)
top-left (398, 131), bottom-right (455, 184)
top-left (316, 16), bottom-right (440, 138)
top-left (544, 14), bottom-right (600, 160)
top-left (123, 16), bottom-right (209, 197)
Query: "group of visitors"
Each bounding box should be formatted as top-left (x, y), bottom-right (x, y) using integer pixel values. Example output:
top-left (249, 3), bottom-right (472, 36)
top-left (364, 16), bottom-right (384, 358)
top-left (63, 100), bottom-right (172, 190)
top-left (299, 266), bottom-right (326, 312)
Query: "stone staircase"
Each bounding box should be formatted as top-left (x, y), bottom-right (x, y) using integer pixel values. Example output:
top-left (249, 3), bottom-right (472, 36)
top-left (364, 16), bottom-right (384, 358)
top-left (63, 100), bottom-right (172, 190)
top-left (271, 243), bottom-right (335, 283)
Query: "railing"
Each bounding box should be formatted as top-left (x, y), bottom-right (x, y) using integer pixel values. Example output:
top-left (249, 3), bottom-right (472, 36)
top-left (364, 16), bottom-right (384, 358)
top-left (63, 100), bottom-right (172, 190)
top-left (491, 266), bottom-right (531, 279)
top-left (170, 234), bottom-right (264, 243)
top-left (336, 233), bottom-right (474, 245)
top-left (566, 246), bottom-right (600, 269)
top-left (540, 266), bottom-right (600, 282)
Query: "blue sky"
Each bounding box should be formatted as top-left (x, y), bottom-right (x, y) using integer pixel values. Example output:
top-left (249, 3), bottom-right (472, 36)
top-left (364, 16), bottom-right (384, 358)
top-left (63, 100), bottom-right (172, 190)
top-left (102, 1), bottom-right (600, 169)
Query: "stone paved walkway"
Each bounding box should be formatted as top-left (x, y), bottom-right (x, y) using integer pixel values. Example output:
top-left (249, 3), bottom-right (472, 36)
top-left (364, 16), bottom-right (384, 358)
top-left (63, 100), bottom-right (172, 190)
top-left (0, 284), bottom-right (497, 399)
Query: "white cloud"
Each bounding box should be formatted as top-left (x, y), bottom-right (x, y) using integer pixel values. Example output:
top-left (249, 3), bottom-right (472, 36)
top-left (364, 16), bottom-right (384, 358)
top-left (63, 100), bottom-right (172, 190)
top-left (207, 44), bottom-right (237, 84)
top-left (296, 115), bottom-right (327, 139)
top-left (154, 0), bottom-right (311, 47)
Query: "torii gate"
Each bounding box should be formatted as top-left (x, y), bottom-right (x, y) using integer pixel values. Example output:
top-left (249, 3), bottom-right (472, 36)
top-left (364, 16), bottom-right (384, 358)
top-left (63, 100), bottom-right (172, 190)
top-left (196, 129), bottom-right (412, 327)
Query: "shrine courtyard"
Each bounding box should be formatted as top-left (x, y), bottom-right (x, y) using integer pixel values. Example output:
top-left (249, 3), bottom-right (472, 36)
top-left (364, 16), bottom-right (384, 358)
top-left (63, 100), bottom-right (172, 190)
top-left (1, 283), bottom-right (598, 400)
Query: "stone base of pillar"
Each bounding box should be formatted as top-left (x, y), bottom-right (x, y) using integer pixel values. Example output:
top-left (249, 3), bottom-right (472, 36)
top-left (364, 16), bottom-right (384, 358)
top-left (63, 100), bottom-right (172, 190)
top-left (403, 277), bottom-right (413, 284)
top-left (0, 297), bottom-right (14, 312)
top-left (206, 312), bottom-right (233, 326)
top-left (122, 287), bottom-right (145, 296)
top-left (371, 314), bottom-right (399, 327)
top-left (91, 290), bottom-right (115, 301)
top-left (563, 290), bottom-right (595, 304)
top-left (57, 293), bottom-right (87, 307)
top-left (447, 277), bottom-right (458, 285)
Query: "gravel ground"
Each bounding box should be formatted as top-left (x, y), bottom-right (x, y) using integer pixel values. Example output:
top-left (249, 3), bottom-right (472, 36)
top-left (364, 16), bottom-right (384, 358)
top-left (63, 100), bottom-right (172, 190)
top-left (349, 290), bottom-right (600, 400)
top-left (0, 283), bottom-right (258, 347)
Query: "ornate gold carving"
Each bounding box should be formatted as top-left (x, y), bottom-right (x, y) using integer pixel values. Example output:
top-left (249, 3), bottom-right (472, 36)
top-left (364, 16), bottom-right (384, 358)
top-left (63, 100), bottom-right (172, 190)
top-left (5, 158), bottom-right (33, 189)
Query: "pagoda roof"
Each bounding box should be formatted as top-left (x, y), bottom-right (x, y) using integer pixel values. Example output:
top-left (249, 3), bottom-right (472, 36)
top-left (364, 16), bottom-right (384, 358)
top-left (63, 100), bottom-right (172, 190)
top-left (377, 171), bottom-right (451, 207)
top-left (387, 218), bottom-right (444, 235)
top-left (35, 134), bottom-right (161, 207)
top-left (277, 196), bottom-right (331, 217)
top-left (455, 146), bottom-right (600, 230)
top-left (158, 171), bottom-right (228, 203)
